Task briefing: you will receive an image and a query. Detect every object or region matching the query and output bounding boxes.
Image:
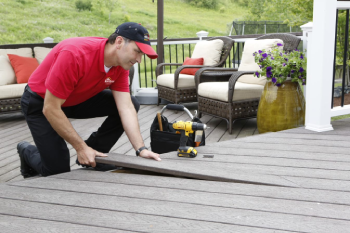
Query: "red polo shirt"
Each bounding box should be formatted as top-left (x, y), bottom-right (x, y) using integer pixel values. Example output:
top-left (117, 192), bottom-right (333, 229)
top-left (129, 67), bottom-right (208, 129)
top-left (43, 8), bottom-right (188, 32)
top-left (28, 37), bottom-right (129, 107)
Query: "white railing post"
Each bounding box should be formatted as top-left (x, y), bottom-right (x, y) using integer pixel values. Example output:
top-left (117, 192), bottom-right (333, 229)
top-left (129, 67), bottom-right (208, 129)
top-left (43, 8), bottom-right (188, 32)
top-left (304, 0), bottom-right (337, 132)
top-left (131, 63), bottom-right (140, 96)
top-left (300, 22), bottom-right (313, 57)
top-left (43, 37), bottom-right (54, 43)
top-left (196, 31), bottom-right (209, 40)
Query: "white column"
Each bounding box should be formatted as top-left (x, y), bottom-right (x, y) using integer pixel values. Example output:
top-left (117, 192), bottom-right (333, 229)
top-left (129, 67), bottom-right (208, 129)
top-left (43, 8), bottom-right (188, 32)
top-left (305, 0), bottom-right (337, 132)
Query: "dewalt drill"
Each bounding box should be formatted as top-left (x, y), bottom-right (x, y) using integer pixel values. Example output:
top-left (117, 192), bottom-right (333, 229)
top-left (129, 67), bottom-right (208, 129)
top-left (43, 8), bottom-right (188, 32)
top-left (172, 121), bottom-right (207, 158)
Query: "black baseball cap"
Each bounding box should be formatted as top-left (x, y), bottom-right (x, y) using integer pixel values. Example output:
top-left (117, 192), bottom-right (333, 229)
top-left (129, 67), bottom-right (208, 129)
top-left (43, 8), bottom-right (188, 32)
top-left (115, 22), bottom-right (158, 59)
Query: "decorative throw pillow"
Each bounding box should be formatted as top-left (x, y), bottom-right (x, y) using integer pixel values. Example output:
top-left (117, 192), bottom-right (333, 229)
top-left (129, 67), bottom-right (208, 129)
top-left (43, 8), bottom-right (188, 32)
top-left (180, 57), bottom-right (204, 75)
top-left (191, 39), bottom-right (224, 66)
top-left (0, 55), bottom-right (16, 86)
top-left (8, 54), bottom-right (39, 84)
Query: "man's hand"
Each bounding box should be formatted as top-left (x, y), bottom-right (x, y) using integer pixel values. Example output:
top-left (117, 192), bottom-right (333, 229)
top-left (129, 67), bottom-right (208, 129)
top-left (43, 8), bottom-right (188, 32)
top-left (139, 149), bottom-right (161, 161)
top-left (77, 145), bottom-right (108, 167)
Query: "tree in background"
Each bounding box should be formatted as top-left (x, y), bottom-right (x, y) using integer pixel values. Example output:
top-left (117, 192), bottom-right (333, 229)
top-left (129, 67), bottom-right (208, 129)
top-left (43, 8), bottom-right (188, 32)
top-left (240, 0), bottom-right (313, 26)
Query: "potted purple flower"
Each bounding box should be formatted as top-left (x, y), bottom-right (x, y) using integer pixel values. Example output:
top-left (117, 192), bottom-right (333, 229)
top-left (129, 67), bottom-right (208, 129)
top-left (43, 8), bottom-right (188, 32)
top-left (253, 43), bottom-right (307, 86)
top-left (253, 43), bottom-right (307, 134)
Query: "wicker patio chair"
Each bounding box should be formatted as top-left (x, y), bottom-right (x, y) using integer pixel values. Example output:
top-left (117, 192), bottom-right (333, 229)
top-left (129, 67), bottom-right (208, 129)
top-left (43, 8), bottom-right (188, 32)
top-left (156, 36), bottom-right (234, 105)
top-left (195, 33), bottom-right (301, 134)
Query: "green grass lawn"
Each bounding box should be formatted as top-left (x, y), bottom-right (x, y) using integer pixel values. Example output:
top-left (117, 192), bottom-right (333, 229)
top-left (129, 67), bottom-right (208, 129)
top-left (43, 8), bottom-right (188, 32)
top-left (0, 0), bottom-right (248, 44)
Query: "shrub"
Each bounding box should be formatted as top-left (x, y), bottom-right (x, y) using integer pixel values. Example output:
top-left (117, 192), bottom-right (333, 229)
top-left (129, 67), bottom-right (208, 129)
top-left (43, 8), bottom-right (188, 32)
top-left (123, 14), bottom-right (130, 23)
top-left (75, 0), bottom-right (92, 11)
top-left (185, 0), bottom-right (219, 9)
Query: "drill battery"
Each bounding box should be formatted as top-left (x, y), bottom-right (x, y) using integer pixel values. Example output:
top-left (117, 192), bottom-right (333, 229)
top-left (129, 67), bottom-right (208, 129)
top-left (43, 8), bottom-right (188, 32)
top-left (150, 104), bottom-right (206, 155)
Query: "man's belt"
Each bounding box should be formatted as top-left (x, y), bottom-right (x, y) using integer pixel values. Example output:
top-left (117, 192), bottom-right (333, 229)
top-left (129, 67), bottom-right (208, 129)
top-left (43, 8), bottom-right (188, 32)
top-left (25, 85), bottom-right (43, 99)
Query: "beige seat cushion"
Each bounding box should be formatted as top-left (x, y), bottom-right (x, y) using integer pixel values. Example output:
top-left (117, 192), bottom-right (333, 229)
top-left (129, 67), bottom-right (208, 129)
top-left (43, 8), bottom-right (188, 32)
top-left (238, 39), bottom-right (283, 85)
top-left (198, 81), bottom-right (264, 102)
top-left (0, 48), bottom-right (33, 86)
top-left (0, 55), bottom-right (16, 86)
top-left (191, 39), bottom-right (224, 66)
top-left (34, 47), bottom-right (52, 64)
top-left (157, 74), bottom-right (195, 89)
top-left (0, 83), bottom-right (27, 99)
top-left (0, 48), bottom-right (33, 61)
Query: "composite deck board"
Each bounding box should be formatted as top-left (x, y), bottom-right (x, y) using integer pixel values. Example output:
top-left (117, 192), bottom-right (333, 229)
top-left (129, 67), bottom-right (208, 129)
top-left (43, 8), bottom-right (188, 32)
top-left (0, 171), bottom-right (349, 232)
top-left (0, 197), bottom-right (282, 232)
top-left (96, 153), bottom-right (297, 186)
top-left (0, 214), bottom-right (128, 233)
top-left (53, 170), bottom-right (350, 206)
top-left (8, 176), bottom-right (350, 219)
top-left (96, 153), bottom-right (350, 189)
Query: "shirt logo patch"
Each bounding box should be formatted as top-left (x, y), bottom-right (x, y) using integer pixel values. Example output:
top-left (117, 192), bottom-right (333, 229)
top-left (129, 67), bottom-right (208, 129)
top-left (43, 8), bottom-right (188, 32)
top-left (105, 77), bottom-right (115, 85)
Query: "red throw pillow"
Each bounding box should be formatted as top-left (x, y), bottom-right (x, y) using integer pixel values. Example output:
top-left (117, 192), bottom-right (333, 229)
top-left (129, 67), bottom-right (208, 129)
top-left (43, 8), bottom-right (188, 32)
top-left (8, 54), bottom-right (39, 84)
top-left (180, 57), bottom-right (204, 75)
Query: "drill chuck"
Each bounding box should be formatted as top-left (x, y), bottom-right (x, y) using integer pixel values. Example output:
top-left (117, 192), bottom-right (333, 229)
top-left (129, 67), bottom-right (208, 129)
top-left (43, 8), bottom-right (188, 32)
top-left (191, 122), bottom-right (207, 131)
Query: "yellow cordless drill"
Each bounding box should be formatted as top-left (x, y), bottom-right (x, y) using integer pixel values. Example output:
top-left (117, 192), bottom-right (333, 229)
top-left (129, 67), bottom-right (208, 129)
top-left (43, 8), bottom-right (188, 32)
top-left (172, 121), bottom-right (207, 158)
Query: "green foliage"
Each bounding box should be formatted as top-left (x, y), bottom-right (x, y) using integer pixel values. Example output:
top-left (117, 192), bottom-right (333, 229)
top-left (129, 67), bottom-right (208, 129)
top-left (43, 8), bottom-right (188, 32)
top-left (75, 0), bottom-right (92, 11)
top-left (0, 0), bottom-right (248, 44)
top-left (219, 6), bottom-right (225, 13)
top-left (123, 14), bottom-right (130, 23)
top-left (243, 0), bottom-right (312, 27)
top-left (16, 0), bottom-right (26, 4)
top-left (336, 11), bottom-right (350, 66)
top-left (254, 44), bottom-right (307, 86)
top-left (185, 0), bottom-right (219, 9)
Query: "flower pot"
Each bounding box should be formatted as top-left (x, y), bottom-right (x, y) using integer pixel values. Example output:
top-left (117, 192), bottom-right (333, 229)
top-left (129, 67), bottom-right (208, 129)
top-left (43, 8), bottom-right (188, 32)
top-left (257, 80), bottom-right (305, 133)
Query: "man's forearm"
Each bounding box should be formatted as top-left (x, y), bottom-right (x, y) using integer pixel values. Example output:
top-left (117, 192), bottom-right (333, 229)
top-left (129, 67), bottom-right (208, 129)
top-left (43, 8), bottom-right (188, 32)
top-left (43, 107), bottom-right (85, 150)
top-left (118, 106), bottom-right (145, 150)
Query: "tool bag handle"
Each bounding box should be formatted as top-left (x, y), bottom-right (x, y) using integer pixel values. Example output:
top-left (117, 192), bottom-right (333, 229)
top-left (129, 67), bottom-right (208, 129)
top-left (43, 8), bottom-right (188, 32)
top-left (160, 104), bottom-right (194, 119)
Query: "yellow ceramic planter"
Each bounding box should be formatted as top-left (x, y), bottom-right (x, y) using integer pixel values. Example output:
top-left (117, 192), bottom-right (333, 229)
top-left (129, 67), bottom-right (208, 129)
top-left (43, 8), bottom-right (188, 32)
top-left (257, 80), bottom-right (305, 133)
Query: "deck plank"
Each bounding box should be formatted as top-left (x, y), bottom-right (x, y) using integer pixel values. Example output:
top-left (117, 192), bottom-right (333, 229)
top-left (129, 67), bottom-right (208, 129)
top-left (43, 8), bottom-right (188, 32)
top-left (7, 176), bottom-right (350, 220)
top-left (0, 172), bottom-right (349, 232)
top-left (0, 214), bottom-right (128, 233)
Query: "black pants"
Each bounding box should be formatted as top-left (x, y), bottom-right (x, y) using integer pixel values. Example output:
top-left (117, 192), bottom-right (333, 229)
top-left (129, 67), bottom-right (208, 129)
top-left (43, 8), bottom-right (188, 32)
top-left (21, 86), bottom-right (140, 176)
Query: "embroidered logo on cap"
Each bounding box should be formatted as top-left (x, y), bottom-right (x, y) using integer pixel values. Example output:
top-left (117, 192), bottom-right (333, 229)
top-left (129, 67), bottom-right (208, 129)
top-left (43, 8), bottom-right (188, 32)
top-left (144, 33), bottom-right (150, 41)
top-left (105, 77), bottom-right (115, 85)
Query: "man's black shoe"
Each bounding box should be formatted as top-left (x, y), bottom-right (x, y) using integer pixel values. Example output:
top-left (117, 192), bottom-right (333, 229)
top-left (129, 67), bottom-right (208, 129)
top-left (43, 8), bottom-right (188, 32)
top-left (17, 141), bottom-right (38, 178)
top-left (76, 158), bottom-right (118, 171)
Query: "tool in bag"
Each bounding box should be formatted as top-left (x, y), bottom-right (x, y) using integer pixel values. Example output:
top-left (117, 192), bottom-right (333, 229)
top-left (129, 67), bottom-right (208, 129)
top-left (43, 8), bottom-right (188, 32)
top-left (150, 104), bottom-right (206, 155)
top-left (172, 120), bottom-right (207, 158)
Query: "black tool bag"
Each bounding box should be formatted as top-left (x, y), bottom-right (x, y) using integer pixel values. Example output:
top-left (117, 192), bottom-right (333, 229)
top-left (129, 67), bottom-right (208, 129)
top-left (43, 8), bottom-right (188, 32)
top-left (150, 104), bottom-right (205, 154)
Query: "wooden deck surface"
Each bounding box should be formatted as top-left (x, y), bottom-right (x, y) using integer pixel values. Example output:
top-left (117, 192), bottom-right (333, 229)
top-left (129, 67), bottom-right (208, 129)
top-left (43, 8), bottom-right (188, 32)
top-left (0, 103), bottom-right (257, 183)
top-left (1, 104), bottom-right (350, 232)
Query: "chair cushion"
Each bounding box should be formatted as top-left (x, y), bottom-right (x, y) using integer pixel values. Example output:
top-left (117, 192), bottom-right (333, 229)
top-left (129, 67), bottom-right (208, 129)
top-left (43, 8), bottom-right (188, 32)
top-left (34, 47), bottom-right (52, 64)
top-left (0, 83), bottom-right (27, 99)
top-left (8, 54), bottom-right (39, 84)
top-left (0, 48), bottom-right (33, 61)
top-left (238, 39), bottom-right (283, 85)
top-left (157, 74), bottom-right (195, 89)
top-left (0, 55), bottom-right (16, 86)
top-left (198, 81), bottom-right (264, 102)
top-left (191, 39), bottom-right (224, 66)
top-left (180, 57), bottom-right (204, 75)
top-left (0, 48), bottom-right (33, 85)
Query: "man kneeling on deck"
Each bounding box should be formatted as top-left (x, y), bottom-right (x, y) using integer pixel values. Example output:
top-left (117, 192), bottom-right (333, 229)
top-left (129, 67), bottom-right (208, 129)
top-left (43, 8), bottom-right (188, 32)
top-left (17, 22), bottom-right (161, 178)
